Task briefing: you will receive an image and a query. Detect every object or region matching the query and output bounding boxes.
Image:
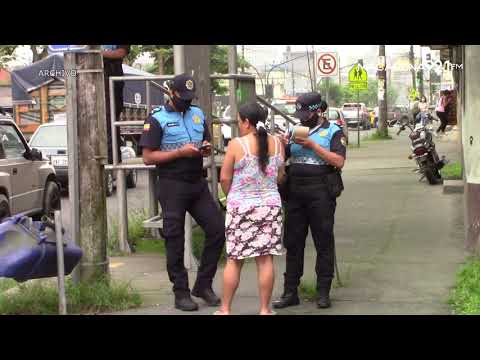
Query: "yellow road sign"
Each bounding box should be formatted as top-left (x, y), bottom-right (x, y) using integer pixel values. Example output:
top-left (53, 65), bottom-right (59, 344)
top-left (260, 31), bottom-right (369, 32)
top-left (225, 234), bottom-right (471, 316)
top-left (348, 64), bottom-right (368, 91)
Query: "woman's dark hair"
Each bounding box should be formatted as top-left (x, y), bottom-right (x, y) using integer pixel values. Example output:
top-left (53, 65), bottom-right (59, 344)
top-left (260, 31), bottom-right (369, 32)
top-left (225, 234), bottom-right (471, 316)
top-left (238, 102), bottom-right (269, 174)
top-left (421, 96), bottom-right (427, 102)
top-left (319, 100), bottom-right (328, 113)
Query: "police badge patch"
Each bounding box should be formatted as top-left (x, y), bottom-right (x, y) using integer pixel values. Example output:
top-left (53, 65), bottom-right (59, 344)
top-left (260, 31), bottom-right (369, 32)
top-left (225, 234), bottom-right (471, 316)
top-left (341, 137), bottom-right (347, 146)
top-left (186, 80), bottom-right (194, 90)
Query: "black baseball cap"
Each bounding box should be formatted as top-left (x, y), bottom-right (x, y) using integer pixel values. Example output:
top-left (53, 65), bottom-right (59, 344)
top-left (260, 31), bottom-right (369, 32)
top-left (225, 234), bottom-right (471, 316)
top-left (170, 73), bottom-right (196, 100)
top-left (293, 92), bottom-right (323, 121)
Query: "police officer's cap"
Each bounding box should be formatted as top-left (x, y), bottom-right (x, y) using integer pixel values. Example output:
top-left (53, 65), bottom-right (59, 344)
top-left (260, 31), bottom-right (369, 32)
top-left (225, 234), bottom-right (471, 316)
top-left (294, 92), bottom-right (323, 121)
top-left (170, 73), bottom-right (196, 100)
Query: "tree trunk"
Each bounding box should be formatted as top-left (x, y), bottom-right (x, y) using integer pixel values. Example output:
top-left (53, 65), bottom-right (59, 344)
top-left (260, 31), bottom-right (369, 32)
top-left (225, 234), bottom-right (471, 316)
top-left (156, 51), bottom-right (164, 75)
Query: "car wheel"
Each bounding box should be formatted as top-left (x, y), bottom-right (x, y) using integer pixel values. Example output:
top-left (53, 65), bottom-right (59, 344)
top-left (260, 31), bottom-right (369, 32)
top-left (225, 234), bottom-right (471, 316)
top-left (105, 172), bottom-right (114, 197)
top-left (126, 170), bottom-right (137, 189)
top-left (0, 194), bottom-right (11, 222)
top-left (43, 181), bottom-right (61, 220)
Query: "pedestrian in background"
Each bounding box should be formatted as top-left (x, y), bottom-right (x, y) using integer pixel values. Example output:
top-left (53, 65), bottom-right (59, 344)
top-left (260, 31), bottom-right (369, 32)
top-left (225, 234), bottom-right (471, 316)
top-left (415, 95), bottom-right (430, 125)
top-left (436, 90), bottom-right (450, 135)
top-left (216, 102), bottom-right (286, 315)
top-left (101, 45), bottom-right (130, 164)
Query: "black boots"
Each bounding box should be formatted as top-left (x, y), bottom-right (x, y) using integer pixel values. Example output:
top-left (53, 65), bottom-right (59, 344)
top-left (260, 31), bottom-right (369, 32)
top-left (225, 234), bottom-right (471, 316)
top-left (191, 287), bottom-right (221, 307)
top-left (272, 292), bottom-right (300, 309)
top-left (175, 293), bottom-right (199, 312)
top-left (316, 293), bottom-right (331, 308)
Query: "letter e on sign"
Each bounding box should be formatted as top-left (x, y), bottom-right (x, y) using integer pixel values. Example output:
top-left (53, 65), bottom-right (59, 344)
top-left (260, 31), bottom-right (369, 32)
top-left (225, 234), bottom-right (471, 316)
top-left (317, 52), bottom-right (338, 77)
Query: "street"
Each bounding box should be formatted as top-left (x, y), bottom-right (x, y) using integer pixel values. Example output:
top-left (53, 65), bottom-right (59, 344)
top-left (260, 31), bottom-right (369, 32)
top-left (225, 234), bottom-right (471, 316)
top-left (107, 127), bottom-right (466, 315)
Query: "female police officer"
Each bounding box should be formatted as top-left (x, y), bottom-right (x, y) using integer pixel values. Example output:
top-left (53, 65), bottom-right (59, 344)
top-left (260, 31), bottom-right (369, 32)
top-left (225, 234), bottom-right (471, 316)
top-left (273, 92), bottom-right (346, 309)
top-left (140, 74), bottom-right (226, 311)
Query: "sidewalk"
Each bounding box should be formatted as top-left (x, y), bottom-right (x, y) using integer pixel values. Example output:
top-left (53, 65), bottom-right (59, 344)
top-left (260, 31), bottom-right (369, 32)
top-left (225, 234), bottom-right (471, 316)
top-left (108, 129), bottom-right (466, 315)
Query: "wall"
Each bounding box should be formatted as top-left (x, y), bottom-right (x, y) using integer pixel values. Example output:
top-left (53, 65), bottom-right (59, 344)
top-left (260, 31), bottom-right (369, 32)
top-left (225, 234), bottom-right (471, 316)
top-left (462, 45), bottom-right (480, 252)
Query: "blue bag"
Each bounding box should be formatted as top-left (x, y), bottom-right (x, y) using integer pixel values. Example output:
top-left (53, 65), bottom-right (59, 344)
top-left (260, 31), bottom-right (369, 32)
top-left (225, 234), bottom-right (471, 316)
top-left (0, 215), bottom-right (82, 282)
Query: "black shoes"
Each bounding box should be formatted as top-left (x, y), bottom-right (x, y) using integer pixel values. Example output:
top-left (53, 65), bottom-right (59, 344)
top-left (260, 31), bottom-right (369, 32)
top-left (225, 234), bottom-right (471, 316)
top-left (175, 294), bottom-right (199, 312)
top-left (316, 294), bottom-right (331, 309)
top-left (272, 292), bottom-right (300, 309)
top-left (191, 287), bottom-right (221, 307)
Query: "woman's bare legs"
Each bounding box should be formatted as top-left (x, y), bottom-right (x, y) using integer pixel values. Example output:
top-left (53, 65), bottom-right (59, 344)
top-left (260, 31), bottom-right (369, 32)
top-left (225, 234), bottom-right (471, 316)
top-left (218, 258), bottom-right (244, 314)
top-left (256, 255), bottom-right (275, 315)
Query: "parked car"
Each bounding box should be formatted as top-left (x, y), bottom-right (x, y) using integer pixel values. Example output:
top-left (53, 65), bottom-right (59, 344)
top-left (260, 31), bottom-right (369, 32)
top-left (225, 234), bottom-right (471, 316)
top-left (327, 108), bottom-right (349, 145)
top-left (342, 103), bottom-right (371, 129)
top-left (29, 121), bottom-right (138, 197)
top-left (0, 114), bottom-right (60, 221)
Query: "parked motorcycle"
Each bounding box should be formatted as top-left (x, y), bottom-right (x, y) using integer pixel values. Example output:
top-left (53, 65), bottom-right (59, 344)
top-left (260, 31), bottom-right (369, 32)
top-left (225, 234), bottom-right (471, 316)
top-left (397, 117), bottom-right (447, 185)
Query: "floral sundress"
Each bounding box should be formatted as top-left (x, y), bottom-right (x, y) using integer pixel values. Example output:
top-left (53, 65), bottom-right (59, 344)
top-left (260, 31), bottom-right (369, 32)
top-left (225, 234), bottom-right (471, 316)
top-left (225, 135), bottom-right (284, 260)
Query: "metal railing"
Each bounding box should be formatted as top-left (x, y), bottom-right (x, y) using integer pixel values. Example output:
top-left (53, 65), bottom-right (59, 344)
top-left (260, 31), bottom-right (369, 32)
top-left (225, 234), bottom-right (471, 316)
top-left (108, 73), bottom-right (255, 268)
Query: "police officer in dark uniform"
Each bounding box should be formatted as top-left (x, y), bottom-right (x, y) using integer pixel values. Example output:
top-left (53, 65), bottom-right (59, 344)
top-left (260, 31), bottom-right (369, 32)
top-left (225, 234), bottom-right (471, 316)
top-left (273, 92), bottom-right (346, 309)
top-left (139, 74), bottom-right (226, 311)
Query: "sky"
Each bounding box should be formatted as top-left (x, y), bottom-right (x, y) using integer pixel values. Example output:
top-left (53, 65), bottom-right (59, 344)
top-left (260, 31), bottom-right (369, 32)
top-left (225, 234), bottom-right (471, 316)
top-left (6, 45), bottom-right (421, 69)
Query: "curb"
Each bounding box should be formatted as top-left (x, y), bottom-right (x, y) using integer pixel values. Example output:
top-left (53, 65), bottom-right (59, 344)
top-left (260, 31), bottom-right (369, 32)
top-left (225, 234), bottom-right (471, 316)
top-left (443, 180), bottom-right (464, 194)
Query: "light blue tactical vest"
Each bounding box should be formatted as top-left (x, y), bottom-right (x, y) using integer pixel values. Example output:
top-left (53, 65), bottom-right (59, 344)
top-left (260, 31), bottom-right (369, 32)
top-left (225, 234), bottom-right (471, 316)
top-left (290, 122), bottom-right (342, 166)
top-left (151, 106), bottom-right (205, 151)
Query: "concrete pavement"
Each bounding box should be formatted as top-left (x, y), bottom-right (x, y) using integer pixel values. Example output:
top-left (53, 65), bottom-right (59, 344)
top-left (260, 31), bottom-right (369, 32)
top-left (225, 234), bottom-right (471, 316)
top-left (107, 127), bottom-right (466, 315)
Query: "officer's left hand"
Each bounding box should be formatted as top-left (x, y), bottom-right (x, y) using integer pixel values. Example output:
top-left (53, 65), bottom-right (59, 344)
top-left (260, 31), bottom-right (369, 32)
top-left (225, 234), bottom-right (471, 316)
top-left (200, 141), bottom-right (212, 157)
top-left (294, 137), bottom-right (315, 149)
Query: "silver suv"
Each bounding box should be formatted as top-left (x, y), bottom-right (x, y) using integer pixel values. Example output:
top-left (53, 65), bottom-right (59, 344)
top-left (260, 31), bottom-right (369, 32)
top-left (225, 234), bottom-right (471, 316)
top-left (0, 115), bottom-right (60, 221)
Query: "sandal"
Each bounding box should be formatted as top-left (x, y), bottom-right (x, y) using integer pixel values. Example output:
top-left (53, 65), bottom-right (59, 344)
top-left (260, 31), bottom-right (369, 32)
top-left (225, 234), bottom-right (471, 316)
top-left (213, 310), bottom-right (230, 315)
top-left (260, 311), bottom-right (277, 315)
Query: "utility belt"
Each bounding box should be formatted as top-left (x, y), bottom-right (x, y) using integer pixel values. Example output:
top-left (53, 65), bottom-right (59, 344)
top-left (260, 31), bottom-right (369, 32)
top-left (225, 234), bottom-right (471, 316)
top-left (279, 166), bottom-right (344, 202)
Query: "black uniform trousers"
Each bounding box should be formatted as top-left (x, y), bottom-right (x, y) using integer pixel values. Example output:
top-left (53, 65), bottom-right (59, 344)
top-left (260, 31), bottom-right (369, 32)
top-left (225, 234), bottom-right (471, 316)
top-left (283, 176), bottom-right (336, 293)
top-left (157, 177), bottom-right (226, 296)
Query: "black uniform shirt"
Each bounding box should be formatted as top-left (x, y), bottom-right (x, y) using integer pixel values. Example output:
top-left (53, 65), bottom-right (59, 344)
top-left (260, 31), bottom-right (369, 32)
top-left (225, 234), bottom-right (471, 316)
top-left (139, 103), bottom-right (211, 182)
top-left (286, 120), bottom-right (347, 177)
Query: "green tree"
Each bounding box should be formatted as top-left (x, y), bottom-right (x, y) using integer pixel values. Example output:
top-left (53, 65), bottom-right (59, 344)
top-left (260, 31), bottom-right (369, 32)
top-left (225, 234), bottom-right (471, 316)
top-left (0, 45), bottom-right (17, 68)
top-left (317, 80), bottom-right (343, 107)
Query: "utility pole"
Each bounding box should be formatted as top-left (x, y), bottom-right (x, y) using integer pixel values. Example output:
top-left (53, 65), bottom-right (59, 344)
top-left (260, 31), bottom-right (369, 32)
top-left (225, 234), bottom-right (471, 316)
top-left (64, 45), bottom-right (108, 282)
top-left (377, 45), bottom-right (388, 137)
top-left (409, 45), bottom-right (417, 92)
top-left (228, 46), bottom-right (239, 138)
top-left (312, 46), bottom-right (317, 91)
top-left (418, 46), bottom-right (424, 97)
top-left (173, 45), bottom-right (197, 270)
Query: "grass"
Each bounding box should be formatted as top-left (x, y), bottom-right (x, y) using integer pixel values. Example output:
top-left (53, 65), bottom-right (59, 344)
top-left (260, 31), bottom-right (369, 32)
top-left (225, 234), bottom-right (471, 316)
top-left (298, 275), bottom-right (348, 302)
top-left (0, 277), bottom-right (142, 315)
top-left (440, 161), bottom-right (462, 180)
top-left (363, 132), bottom-right (393, 141)
top-left (448, 257), bottom-right (480, 315)
top-left (108, 209), bottom-right (149, 256)
top-left (0, 278), bottom-right (17, 292)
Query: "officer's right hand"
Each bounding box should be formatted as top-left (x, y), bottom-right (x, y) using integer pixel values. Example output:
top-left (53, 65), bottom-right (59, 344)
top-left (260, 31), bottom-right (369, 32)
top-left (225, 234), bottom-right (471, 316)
top-left (178, 144), bottom-right (201, 158)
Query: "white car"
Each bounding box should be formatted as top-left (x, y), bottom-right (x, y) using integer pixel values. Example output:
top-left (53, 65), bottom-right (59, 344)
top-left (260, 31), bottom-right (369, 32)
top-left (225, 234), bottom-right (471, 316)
top-left (29, 121), bottom-right (137, 197)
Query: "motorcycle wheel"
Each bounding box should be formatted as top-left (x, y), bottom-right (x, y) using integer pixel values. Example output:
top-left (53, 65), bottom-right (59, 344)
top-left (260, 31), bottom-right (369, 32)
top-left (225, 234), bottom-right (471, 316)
top-left (425, 167), bottom-right (442, 185)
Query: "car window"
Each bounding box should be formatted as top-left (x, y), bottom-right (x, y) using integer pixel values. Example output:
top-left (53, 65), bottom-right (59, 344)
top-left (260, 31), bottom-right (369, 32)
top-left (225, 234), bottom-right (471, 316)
top-left (30, 125), bottom-right (67, 148)
top-left (328, 110), bottom-right (339, 120)
top-left (0, 124), bottom-right (27, 159)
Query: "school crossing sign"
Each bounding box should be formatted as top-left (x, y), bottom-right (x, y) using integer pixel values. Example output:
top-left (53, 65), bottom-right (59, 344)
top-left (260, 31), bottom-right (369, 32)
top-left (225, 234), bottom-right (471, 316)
top-left (348, 63), bottom-right (368, 91)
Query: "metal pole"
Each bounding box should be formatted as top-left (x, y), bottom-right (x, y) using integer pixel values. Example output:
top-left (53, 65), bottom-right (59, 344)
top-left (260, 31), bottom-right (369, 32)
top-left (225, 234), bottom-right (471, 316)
top-left (54, 210), bottom-right (67, 315)
top-left (145, 80), bottom-right (158, 237)
top-left (228, 46), bottom-right (239, 138)
top-left (357, 90), bottom-right (360, 147)
top-left (64, 52), bottom-right (80, 285)
top-left (174, 45), bottom-right (195, 270)
top-left (270, 107), bottom-right (275, 135)
top-left (111, 78), bottom-right (130, 254)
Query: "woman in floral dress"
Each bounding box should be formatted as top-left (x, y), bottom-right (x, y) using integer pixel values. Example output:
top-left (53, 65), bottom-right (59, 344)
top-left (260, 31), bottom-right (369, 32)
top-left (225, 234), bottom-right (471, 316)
top-left (216, 102), bottom-right (286, 315)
